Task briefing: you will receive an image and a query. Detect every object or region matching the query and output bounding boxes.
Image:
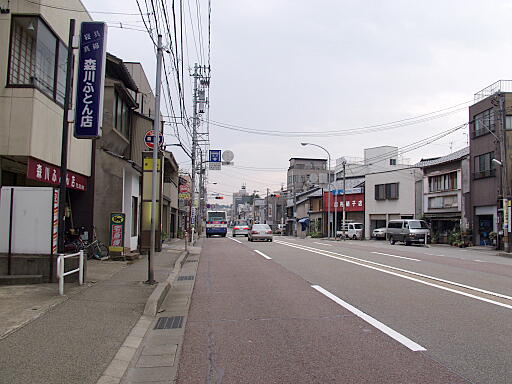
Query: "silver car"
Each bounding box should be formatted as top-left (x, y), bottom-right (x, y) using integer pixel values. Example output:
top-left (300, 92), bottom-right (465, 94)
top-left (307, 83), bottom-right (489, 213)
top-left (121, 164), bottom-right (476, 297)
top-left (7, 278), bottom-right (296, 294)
top-left (232, 220), bottom-right (250, 237)
top-left (387, 219), bottom-right (430, 245)
top-left (372, 227), bottom-right (387, 239)
top-left (248, 224), bottom-right (273, 242)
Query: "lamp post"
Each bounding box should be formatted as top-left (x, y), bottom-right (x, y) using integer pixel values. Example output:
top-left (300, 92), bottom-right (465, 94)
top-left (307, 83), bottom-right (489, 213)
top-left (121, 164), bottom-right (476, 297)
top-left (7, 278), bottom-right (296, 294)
top-left (301, 143), bottom-right (331, 239)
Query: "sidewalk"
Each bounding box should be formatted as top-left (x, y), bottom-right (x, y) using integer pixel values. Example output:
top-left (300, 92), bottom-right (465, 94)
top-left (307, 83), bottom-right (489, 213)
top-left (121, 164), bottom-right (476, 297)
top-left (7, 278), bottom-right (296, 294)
top-left (0, 239), bottom-right (187, 384)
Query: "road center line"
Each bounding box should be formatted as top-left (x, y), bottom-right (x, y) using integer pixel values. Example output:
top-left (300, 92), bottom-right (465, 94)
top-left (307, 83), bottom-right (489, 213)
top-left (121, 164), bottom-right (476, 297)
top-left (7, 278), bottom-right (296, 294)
top-left (312, 285), bottom-right (426, 352)
top-left (274, 240), bottom-right (512, 308)
top-left (228, 237), bottom-right (242, 244)
top-left (314, 242), bottom-right (332, 247)
top-left (371, 252), bottom-right (420, 261)
top-left (254, 250), bottom-right (272, 260)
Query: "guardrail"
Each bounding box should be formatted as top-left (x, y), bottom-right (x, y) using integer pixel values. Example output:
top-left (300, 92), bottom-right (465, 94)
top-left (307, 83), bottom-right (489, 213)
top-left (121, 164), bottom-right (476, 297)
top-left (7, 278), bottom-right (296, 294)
top-left (57, 250), bottom-right (84, 295)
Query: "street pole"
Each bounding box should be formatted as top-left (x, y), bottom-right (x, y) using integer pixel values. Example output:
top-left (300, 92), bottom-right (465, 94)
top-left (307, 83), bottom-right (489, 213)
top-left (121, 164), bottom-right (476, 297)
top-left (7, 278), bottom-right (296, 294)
top-left (499, 93), bottom-right (510, 252)
top-left (266, 188), bottom-right (269, 224)
top-left (57, 19), bottom-right (75, 255)
top-left (148, 34), bottom-right (163, 284)
top-left (334, 188), bottom-right (338, 239)
top-left (342, 161), bottom-right (347, 240)
top-left (189, 63), bottom-right (199, 242)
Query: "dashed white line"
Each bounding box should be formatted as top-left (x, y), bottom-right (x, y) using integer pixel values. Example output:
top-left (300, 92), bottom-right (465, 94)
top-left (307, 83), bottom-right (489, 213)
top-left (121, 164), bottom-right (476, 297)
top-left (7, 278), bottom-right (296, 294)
top-left (254, 250), bottom-right (272, 260)
top-left (314, 242), bottom-right (333, 247)
top-left (228, 237), bottom-right (242, 244)
top-left (311, 285), bottom-right (426, 352)
top-left (371, 252), bottom-right (420, 262)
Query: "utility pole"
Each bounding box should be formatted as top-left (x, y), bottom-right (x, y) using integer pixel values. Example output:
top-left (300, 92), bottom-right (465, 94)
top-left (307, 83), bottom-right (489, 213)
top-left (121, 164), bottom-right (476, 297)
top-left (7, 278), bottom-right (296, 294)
top-left (189, 63), bottom-right (199, 242)
top-left (148, 34), bottom-right (163, 284)
top-left (342, 160), bottom-right (347, 240)
top-left (266, 188), bottom-right (269, 224)
top-left (57, 19), bottom-right (75, 254)
top-left (499, 93), bottom-right (510, 252)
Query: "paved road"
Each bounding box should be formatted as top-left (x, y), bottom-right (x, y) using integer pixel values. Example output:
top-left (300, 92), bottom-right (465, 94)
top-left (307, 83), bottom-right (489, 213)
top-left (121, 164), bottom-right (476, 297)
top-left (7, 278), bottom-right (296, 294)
top-left (176, 234), bottom-right (512, 383)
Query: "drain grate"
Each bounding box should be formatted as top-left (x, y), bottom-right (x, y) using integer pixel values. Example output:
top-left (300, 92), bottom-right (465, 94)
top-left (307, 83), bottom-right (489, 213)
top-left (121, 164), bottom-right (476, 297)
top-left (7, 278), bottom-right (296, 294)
top-left (177, 275), bottom-right (194, 281)
top-left (154, 316), bottom-right (184, 330)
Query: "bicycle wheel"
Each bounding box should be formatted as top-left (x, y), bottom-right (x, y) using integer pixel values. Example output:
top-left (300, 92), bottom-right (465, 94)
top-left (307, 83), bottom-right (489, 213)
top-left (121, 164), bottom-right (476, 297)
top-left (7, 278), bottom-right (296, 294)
top-left (95, 243), bottom-right (109, 260)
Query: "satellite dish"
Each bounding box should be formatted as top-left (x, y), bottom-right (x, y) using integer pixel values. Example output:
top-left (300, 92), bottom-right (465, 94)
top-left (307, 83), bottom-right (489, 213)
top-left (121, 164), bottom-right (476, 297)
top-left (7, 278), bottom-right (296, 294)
top-left (309, 174), bottom-right (318, 183)
top-left (222, 150), bottom-right (234, 162)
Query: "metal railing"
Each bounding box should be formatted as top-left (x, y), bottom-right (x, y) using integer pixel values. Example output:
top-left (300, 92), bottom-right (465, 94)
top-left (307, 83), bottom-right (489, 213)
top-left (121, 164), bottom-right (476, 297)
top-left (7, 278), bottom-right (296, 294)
top-left (474, 80), bottom-right (512, 102)
top-left (57, 250), bottom-right (84, 295)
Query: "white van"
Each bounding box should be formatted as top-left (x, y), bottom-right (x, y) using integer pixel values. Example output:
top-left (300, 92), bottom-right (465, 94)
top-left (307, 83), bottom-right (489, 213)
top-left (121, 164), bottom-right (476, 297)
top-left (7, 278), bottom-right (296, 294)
top-left (336, 222), bottom-right (364, 240)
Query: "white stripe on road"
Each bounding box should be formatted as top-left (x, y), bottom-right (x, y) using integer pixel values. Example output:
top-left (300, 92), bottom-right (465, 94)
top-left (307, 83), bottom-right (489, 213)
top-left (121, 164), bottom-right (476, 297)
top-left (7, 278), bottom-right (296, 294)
top-left (424, 253), bottom-right (444, 257)
top-left (371, 252), bottom-right (420, 262)
top-left (254, 250), bottom-right (272, 260)
top-left (312, 285), bottom-right (426, 351)
top-left (228, 237), bottom-right (242, 244)
top-left (274, 240), bottom-right (512, 308)
top-left (314, 242), bottom-right (333, 247)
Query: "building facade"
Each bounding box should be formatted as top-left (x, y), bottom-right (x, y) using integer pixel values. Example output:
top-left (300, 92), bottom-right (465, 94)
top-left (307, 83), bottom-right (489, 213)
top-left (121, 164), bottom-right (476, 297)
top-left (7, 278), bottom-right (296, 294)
top-left (0, 1), bottom-right (93, 279)
top-left (418, 147), bottom-right (470, 244)
top-left (364, 167), bottom-right (423, 239)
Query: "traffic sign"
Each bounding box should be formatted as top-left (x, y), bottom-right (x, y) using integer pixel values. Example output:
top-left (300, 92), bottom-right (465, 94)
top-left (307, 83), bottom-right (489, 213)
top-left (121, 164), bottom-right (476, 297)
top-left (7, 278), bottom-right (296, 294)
top-left (209, 150), bottom-right (221, 163)
top-left (209, 162), bottom-right (221, 170)
top-left (144, 130), bottom-right (164, 149)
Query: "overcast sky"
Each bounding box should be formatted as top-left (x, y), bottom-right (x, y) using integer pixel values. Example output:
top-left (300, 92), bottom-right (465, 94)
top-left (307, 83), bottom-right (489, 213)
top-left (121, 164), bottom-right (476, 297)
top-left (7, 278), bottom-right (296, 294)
top-left (81, 0), bottom-right (512, 203)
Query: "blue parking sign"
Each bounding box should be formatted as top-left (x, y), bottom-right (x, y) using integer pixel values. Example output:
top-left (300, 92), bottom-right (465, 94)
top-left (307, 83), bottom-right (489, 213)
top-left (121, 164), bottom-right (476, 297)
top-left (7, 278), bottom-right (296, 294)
top-left (209, 150), bottom-right (221, 163)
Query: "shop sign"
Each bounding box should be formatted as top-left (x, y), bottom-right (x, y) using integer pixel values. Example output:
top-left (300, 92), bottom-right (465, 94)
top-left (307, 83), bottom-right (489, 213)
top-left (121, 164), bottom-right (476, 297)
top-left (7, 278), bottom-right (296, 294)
top-left (109, 212), bottom-right (125, 253)
top-left (324, 192), bottom-right (364, 212)
top-left (52, 189), bottom-right (59, 255)
top-left (74, 22), bottom-right (107, 139)
top-left (27, 158), bottom-right (87, 191)
top-left (179, 192), bottom-right (191, 200)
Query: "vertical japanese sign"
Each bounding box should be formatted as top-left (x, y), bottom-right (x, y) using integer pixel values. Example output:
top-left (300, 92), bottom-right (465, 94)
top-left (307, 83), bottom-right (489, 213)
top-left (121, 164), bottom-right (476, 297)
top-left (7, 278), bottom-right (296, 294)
top-left (52, 189), bottom-right (59, 255)
top-left (109, 213), bottom-right (125, 253)
top-left (74, 22), bottom-right (107, 139)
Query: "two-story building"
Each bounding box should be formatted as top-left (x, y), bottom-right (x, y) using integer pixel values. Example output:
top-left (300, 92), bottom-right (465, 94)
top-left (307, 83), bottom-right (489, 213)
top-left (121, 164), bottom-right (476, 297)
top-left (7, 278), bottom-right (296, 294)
top-left (0, 1), bottom-right (93, 278)
top-left (364, 167), bottom-right (423, 239)
top-left (417, 147), bottom-right (470, 244)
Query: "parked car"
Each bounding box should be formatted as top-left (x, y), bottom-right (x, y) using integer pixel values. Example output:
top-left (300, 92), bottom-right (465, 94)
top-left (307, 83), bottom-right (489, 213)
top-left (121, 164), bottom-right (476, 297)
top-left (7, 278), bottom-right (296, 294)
top-left (336, 222), bottom-right (364, 240)
top-left (248, 224), bottom-right (273, 242)
top-left (387, 219), bottom-right (430, 245)
top-left (372, 227), bottom-right (387, 239)
top-left (232, 220), bottom-right (250, 237)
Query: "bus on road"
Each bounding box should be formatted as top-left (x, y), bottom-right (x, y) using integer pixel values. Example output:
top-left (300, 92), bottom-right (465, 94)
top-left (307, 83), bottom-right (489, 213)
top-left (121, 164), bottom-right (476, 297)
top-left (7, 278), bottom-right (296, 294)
top-left (206, 210), bottom-right (228, 237)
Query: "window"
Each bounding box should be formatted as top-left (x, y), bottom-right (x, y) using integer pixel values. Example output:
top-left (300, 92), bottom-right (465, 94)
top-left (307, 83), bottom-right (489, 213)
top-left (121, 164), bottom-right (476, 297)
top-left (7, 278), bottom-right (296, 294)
top-left (386, 183), bottom-right (399, 199)
top-left (375, 183), bottom-right (399, 200)
top-left (375, 184), bottom-right (385, 200)
top-left (390, 158), bottom-right (397, 165)
top-left (428, 195), bottom-right (458, 209)
top-left (8, 16), bottom-right (67, 104)
top-left (429, 171), bottom-right (457, 192)
top-left (474, 152), bottom-right (496, 179)
top-left (131, 196), bottom-right (138, 236)
top-left (472, 109), bottom-right (495, 138)
top-left (387, 221), bottom-right (402, 229)
top-left (114, 90), bottom-right (132, 138)
top-left (506, 116), bottom-right (512, 130)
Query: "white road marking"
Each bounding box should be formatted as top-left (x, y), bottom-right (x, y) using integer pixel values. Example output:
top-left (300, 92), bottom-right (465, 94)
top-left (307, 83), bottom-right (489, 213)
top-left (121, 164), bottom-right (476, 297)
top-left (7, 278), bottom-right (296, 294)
top-left (254, 250), bottom-right (272, 260)
top-left (474, 260), bottom-right (487, 263)
top-left (274, 240), bottom-right (512, 308)
top-left (228, 237), bottom-right (242, 244)
top-left (312, 285), bottom-right (426, 352)
top-left (371, 252), bottom-right (420, 262)
top-left (314, 242), bottom-right (333, 247)
top-left (424, 253), bottom-right (444, 257)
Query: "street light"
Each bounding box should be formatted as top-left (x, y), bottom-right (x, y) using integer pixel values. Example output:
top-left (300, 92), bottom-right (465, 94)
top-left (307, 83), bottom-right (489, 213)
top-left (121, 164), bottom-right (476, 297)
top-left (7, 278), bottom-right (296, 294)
top-left (301, 143), bottom-right (332, 239)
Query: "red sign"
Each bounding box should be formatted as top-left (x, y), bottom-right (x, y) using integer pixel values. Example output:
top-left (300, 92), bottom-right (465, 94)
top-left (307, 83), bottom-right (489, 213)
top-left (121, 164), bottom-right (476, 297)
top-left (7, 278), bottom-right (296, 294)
top-left (323, 192), bottom-right (364, 212)
top-left (144, 130), bottom-right (164, 149)
top-left (27, 157), bottom-right (88, 191)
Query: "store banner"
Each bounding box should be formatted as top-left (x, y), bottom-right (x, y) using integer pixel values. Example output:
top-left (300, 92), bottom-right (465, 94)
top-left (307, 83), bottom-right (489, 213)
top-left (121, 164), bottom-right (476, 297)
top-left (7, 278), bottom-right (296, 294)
top-left (27, 157), bottom-right (87, 191)
top-left (109, 212), bottom-right (125, 253)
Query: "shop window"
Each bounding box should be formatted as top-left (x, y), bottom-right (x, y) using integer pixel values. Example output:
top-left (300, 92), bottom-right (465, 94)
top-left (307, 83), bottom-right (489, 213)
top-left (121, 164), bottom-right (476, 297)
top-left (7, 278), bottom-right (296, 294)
top-left (8, 16), bottom-right (67, 105)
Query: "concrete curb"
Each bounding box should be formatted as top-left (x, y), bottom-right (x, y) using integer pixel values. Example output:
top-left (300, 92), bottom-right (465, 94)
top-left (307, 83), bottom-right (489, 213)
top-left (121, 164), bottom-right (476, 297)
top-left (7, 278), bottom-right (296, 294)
top-left (143, 249), bottom-right (189, 317)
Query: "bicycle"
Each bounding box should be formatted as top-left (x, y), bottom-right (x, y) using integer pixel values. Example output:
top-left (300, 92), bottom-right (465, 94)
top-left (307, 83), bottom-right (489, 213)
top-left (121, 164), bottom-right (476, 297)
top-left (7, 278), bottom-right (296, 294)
top-left (68, 227), bottom-right (109, 260)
